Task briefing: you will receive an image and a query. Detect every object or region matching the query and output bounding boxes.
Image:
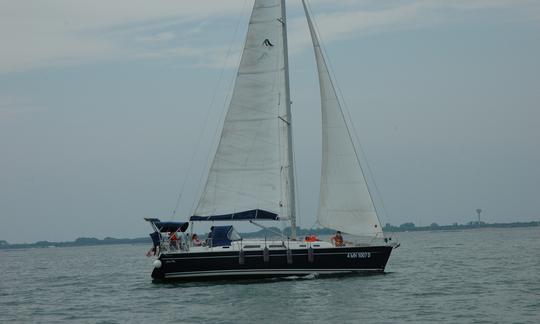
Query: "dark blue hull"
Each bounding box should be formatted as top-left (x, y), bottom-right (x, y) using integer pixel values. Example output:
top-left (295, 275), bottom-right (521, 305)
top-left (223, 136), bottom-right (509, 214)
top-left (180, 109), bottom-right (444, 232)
top-left (152, 245), bottom-right (392, 281)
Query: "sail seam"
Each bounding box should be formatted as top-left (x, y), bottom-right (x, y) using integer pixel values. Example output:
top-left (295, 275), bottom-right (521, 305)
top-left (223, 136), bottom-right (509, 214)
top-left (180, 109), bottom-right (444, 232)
top-left (238, 68), bottom-right (284, 75)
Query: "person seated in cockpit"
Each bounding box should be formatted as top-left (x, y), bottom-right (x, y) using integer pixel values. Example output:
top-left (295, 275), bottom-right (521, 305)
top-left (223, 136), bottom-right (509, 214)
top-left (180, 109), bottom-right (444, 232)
top-left (191, 233), bottom-right (202, 247)
top-left (331, 231), bottom-right (344, 247)
top-left (168, 231), bottom-right (179, 250)
top-left (304, 234), bottom-right (318, 242)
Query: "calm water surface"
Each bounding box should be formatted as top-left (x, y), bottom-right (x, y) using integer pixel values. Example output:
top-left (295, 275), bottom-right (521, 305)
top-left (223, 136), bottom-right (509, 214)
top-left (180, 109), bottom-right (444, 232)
top-left (1, 227), bottom-right (539, 323)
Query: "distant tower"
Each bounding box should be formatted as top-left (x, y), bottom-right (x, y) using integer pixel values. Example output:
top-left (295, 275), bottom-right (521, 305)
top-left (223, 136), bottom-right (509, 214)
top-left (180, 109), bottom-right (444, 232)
top-left (476, 209), bottom-right (482, 224)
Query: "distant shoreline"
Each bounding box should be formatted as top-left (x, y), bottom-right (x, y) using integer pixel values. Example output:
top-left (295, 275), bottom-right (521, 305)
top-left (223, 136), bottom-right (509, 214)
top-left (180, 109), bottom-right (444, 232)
top-left (382, 220), bottom-right (539, 232)
top-left (0, 221), bottom-right (538, 250)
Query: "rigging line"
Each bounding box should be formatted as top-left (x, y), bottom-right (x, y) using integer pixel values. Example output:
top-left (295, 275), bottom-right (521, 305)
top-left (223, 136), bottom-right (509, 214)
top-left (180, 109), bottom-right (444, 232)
top-left (332, 68), bottom-right (393, 225)
top-left (169, 0), bottom-right (250, 219)
top-left (272, 23), bottom-right (294, 226)
top-left (308, 219), bottom-right (319, 231)
top-left (305, 0), bottom-right (391, 226)
top-left (190, 0), bottom-right (251, 216)
top-left (291, 111), bottom-right (301, 228)
top-left (277, 47), bottom-right (287, 222)
top-left (331, 72), bottom-right (393, 225)
top-left (280, 28), bottom-right (300, 229)
top-left (288, 98), bottom-right (298, 229)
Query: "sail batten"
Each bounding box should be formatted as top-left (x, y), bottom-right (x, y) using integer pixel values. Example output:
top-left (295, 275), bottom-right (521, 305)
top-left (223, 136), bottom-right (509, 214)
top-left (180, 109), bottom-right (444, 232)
top-left (302, 0), bottom-right (383, 237)
top-left (194, 0), bottom-right (293, 221)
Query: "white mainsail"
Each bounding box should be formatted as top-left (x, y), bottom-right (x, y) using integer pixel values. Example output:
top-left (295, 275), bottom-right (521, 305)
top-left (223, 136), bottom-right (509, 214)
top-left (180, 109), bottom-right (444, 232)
top-left (195, 0), bottom-right (295, 223)
top-left (303, 1), bottom-right (383, 237)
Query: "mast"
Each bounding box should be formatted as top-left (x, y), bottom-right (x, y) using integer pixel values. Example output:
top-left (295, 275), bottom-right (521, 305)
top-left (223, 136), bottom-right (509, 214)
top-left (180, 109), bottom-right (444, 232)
top-left (193, 0), bottom-right (295, 227)
top-left (281, 0), bottom-right (297, 240)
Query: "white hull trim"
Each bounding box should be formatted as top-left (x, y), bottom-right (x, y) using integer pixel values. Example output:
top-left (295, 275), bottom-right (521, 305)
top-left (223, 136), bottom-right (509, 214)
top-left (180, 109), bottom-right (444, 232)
top-left (164, 268), bottom-right (382, 279)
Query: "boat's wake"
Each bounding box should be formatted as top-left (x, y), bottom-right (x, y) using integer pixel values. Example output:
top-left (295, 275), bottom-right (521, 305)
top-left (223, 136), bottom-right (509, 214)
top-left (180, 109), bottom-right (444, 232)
top-left (279, 273), bottom-right (320, 281)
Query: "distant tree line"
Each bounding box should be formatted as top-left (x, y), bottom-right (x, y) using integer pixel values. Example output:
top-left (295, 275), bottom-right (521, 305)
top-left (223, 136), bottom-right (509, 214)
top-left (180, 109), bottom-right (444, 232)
top-left (0, 237), bottom-right (151, 250)
top-left (1, 221), bottom-right (538, 249)
top-left (383, 221), bottom-right (540, 232)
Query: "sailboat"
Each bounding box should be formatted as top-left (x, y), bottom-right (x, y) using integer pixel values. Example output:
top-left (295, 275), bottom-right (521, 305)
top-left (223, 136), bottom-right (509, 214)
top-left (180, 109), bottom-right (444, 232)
top-left (146, 0), bottom-right (397, 281)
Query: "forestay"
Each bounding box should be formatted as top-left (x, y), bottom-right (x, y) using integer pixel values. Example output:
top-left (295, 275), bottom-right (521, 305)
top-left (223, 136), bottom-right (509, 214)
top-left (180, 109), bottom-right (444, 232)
top-left (194, 0), bottom-right (293, 220)
top-left (303, 1), bottom-right (383, 237)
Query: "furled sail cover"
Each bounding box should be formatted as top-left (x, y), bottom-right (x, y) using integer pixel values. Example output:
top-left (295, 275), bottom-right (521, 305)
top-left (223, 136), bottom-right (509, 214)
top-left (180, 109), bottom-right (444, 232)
top-left (303, 1), bottom-right (383, 237)
top-left (194, 0), bottom-right (292, 220)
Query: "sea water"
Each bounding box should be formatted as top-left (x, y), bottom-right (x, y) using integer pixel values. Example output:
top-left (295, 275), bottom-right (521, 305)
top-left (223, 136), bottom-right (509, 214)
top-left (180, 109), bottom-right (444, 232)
top-left (1, 227), bottom-right (539, 323)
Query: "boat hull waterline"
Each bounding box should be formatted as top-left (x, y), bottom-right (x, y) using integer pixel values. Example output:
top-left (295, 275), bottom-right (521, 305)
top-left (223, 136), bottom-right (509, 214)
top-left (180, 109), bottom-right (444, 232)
top-left (152, 246), bottom-right (392, 281)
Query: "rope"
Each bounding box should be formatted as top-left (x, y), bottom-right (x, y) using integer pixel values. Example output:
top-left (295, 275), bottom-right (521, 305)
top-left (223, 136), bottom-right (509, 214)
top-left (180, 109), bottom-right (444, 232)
top-left (191, 0), bottom-right (248, 214)
top-left (170, 0), bottom-right (250, 219)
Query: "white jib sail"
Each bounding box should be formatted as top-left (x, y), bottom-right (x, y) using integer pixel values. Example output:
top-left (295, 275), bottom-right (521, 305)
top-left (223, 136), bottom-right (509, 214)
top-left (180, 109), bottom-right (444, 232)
top-left (195, 0), bottom-right (293, 219)
top-left (303, 1), bottom-right (383, 237)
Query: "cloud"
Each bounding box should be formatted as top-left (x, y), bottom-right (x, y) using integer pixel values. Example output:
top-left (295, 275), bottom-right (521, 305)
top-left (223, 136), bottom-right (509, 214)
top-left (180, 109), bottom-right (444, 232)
top-left (135, 32), bottom-right (176, 43)
top-left (0, 0), bottom-right (538, 74)
top-left (0, 95), bottom-right (44, 119)
top-left (289, 0), bottom-right (540, 51)
top-left (0, 0), bottom-right (247, 73)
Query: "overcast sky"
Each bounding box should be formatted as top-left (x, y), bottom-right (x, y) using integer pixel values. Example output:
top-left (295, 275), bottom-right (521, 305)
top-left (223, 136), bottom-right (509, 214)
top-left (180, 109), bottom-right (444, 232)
top-left (1, 0), bottom-right (539, 243)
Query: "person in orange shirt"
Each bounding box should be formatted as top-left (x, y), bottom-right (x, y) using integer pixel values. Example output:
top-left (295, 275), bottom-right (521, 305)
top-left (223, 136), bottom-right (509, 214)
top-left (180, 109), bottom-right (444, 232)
top-left (169, 231), bottom-right (179, 250)
top-left (304, 234), bottom-right (318, 242)
top-left (331, 231), bottom-right (344, 247)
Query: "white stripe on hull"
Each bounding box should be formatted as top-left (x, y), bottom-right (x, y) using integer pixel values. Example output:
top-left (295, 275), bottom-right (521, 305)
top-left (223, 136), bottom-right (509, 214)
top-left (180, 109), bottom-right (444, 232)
top-left (163, 268), bottom-right (383, 279)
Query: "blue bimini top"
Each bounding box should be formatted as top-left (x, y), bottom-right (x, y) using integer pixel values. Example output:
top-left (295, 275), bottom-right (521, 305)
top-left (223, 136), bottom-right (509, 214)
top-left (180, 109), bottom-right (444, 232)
top-left (190, 209), bottom-right (278, 222)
